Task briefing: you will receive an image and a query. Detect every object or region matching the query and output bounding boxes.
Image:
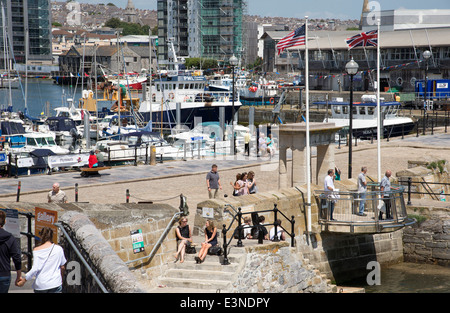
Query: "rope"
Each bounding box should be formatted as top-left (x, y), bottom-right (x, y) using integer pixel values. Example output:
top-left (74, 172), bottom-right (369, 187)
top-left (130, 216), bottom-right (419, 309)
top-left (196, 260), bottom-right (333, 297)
top-left (129, 194), bottom-right (180, 202)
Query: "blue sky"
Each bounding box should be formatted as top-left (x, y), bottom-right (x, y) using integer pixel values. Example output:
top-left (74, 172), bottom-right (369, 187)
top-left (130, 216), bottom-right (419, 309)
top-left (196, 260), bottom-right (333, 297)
top-left (92, 0), bottom-right (450, 20)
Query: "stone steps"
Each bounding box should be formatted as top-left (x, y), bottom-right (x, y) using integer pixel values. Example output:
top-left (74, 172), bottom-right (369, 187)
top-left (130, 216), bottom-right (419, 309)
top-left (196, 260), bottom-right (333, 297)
top-left (156, 238), bottom-right (247, 293)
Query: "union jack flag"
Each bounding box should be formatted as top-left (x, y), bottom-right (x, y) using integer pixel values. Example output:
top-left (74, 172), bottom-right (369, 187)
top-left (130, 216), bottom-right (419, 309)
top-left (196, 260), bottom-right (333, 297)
top-left (276, 24), bottom-right (306, 55)
top-left (346, 30), bottom-right (378, 50)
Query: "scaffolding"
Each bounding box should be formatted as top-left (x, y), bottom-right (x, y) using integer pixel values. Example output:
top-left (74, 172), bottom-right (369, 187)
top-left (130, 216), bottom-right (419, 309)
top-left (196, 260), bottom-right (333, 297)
top-left (198, 0), bottom-right (245, 61)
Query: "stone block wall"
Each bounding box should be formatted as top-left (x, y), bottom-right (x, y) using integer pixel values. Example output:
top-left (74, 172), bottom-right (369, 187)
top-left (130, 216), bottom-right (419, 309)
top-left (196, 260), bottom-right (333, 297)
top-left (59, 211), bottom-right (146, 293)
top-left (403, 213), bottom-right (450, 266)
top-left (231, 242), bottom-right (335, 293)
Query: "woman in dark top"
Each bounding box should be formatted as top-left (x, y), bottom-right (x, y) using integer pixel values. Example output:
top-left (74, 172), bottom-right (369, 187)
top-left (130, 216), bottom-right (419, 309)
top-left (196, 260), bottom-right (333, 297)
top-left (195, 220), bottom-right (217, 264)
top-left (174, 217), bottom-right (192, 263)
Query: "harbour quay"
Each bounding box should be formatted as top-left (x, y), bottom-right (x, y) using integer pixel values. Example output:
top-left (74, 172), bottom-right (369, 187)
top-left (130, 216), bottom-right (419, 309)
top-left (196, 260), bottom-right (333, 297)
top-left (3, 125), bottom-right (450, 293)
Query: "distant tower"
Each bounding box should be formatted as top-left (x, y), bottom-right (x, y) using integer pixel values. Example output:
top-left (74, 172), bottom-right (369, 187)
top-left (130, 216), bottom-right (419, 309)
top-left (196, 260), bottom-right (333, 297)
top-left (360, 0), bottom-right (370, 30)
top-left (124, 0), bottom-right (139, 24)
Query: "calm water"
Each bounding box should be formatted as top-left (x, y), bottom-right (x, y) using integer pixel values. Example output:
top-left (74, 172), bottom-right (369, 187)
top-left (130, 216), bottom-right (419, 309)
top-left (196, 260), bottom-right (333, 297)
top-left (0, 78), bottom-right (87, 117)
top-left (349, 262), bottom-right (450, 293)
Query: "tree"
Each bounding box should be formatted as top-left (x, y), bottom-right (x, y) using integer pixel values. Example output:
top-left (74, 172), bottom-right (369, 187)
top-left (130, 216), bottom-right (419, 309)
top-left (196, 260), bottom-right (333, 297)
top-left (104, 18), bottom-right (151, 36)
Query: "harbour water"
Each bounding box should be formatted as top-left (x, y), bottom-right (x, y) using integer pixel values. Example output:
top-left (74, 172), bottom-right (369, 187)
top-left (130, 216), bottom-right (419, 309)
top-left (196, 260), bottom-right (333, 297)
top-left (348, 262), bottom-right (450, 293)
top-left (0, 78), bottom-right (96, 117)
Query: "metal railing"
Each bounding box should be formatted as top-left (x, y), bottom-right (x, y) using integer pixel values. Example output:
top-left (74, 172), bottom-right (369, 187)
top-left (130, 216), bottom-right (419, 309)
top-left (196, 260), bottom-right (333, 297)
top-left (221, 203), bottom-right (295, 265)
top-left (317, 183), bottom-right (414, 232)
top-left (55, 222), bottom-right (110, 293)
top-left (125, 194), bottom-right (189, 267)
top-left (400, 177), bottom-right (450, 204)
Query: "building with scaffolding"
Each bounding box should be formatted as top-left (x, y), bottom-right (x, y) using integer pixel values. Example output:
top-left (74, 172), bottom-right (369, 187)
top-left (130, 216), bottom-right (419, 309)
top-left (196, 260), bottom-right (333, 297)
top-left (157, 0), bottom-right (245, 64)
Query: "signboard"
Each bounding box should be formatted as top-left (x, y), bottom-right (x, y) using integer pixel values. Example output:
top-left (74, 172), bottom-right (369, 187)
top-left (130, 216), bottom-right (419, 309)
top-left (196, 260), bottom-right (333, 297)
top-left (202, 207), bottom-right (214, 218)
top-left (437, 83), bottom-right (449, 89)
top-left (0, 208), bottom-right (20, 238)
top-left (35, 207), bottom-right (58, 243)
top-left (130, 229), bottom-right (145, 254)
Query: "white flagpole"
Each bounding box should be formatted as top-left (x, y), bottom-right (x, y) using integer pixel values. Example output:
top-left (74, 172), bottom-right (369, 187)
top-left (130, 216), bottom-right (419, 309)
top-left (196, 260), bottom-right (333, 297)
top-left (305, 16), bottom-right (312, 233)
top-left (376, 19), bottom-right (381, 182)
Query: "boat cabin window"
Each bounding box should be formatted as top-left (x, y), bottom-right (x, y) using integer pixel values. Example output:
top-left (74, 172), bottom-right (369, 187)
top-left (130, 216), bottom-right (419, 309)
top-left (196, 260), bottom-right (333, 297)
top-left (359, 106), bottom-right (366, 115)
top-left (58, 112), bottom-right (70, 118)
top-left (179, 84), bottom-right (184, 89)
top-left (352, 106), bottom-right (357, 115)
top-left (342, 106), bottom-right (348, 114)
top-left (27, 138), bottom-right (37, 146)
top-left (368, 107), bottom-right (374, 115)
top-left (47, 137), bottom-right (56, 145)
top-left (333, 106), bottom-right (341, 114)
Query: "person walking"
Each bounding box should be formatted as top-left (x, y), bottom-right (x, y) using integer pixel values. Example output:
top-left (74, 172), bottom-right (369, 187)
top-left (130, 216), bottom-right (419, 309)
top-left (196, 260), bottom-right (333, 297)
top-left (244, 130), bottom-right (251, 156)
top-left (357, 167), bottom-right (368, 216)
top-left (324, 169), bottom-right (336, 221)
top-left (206, 164), bottom-right (222, 199)
top-left (0, 210), bottom-right (22, 293)
top-left (48, 183), bottom-right (68, 204)
top-left (16, 227), bottom-right (67, 293)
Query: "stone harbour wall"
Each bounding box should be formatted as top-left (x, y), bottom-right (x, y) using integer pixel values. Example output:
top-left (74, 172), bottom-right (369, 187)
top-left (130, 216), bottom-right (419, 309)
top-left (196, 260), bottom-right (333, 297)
top-left (230, 241), bottom-right (335, 293)
top-left (403, 213), bottom-right (450, 266)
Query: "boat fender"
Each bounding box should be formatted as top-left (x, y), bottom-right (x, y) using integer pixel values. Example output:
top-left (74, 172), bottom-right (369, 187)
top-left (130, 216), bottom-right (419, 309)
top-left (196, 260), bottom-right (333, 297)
top-left (269, 98), bottom-right (275, 104)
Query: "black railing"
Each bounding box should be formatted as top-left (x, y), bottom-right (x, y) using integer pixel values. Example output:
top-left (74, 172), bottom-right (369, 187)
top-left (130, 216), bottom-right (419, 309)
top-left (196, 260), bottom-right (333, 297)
top-left (400, 177), bottom-right (450, 205)
top-left (221, 203), bottom-right (295, 265)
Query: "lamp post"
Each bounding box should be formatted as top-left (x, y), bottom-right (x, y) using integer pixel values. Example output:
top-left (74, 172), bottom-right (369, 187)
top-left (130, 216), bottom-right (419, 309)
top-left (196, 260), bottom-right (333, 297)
top-left (422, 50), bottom-right (431, 135)
top-left (230, 54), bottom-right (238, 155)
top-left (345, 57), bottom-right (359, 179)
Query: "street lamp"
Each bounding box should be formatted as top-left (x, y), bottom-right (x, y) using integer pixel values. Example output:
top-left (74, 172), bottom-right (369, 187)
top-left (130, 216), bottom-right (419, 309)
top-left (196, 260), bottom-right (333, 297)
top-left (422, 50), bottom-right (431, 135)
top-left (345, 57), bottom-right (359, 179)
top-left (230, 54), bottom-right (238, 155)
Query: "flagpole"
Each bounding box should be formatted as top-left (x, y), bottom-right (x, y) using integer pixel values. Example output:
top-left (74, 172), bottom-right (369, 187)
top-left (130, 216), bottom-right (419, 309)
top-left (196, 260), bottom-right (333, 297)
top-left (377, 19), bottom-right (381, 182)
top-left (305, 16), bottom-right (312, 233)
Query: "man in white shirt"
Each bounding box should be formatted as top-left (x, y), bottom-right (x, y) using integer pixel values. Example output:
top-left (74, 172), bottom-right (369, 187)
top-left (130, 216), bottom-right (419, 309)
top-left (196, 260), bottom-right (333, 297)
top-left (47, 183), bottom-right (68, 204)
top-left (357, 167), bottom-right (368, 216)
top-left (324, 169), bottom-right (336, 220)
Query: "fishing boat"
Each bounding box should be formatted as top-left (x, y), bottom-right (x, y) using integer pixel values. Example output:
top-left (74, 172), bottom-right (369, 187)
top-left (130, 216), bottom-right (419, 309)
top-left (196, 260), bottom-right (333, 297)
top-left (314, 95), bottom-right (415, 139)
top-left (238, 79), bottom-right (280, 105)
top-left (138, 41), bottom-right (242, 130)
top-left (110, 73), bottom-right (148, 91)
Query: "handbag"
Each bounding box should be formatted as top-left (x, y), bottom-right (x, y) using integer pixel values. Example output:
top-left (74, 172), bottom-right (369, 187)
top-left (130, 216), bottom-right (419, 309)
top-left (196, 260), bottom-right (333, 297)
top-left (377, 200), bottom-right (386, 213)
top-left (207, 245), bottom-right (223, 256)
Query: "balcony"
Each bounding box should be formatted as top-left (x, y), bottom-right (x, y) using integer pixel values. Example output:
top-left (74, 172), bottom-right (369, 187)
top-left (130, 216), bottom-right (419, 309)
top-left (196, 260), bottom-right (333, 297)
top-left (316, 183), bottom-right (415, 234)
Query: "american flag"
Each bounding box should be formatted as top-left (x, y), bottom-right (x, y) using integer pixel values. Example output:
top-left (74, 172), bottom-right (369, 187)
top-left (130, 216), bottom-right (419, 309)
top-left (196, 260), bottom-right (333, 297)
top-left (276, 24), bottom-right (306, 55)
top-left (346, 30), bottom-right (378, 50)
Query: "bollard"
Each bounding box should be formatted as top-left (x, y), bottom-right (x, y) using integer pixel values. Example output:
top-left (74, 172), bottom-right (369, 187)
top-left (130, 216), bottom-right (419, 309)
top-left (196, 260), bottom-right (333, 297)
top-left (145, 144), bottom-right (149, 164)
top-left (126, 189), bottom-right (130, 203)
top-left (16, 181), bottom-right (21, 202)
top-left (15, 155), bottom-right (18, 178)
top-left (75, 183), bottom-right (79, 203)
top-left (150, 145), bottom-right (156, 165)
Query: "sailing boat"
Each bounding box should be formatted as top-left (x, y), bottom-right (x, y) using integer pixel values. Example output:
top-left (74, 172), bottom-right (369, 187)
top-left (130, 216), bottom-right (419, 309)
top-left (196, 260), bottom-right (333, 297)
top-left (0, 4), bottom-right (19, 91)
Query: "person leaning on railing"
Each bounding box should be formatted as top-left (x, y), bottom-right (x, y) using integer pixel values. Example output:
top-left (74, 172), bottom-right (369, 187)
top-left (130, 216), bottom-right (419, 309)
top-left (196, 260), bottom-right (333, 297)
top-left (380, 170), bottom-right (396, 220)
